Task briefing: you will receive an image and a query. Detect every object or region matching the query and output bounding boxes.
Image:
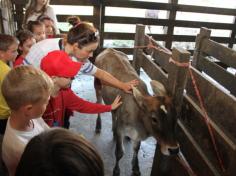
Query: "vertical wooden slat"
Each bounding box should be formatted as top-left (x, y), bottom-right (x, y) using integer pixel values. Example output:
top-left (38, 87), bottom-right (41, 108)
top-left (228, 16), bottom-right (236, 48)
top-left (165, 0), bottom-right (178, 49)
top-left (192, 27), bottom-right (211, 68)
top-left (99, 1), bottom-right (105, 50)
top-left (13, 3), bottom-right (24, 30)
top-left (167, 47), bottom-right (190, 112)
top-left (133, 24), bottom-right (145, 75)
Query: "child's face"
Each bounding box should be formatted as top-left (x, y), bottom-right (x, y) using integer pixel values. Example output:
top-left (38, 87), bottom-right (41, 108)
top-left (51, 77), bottom-right (72, 97)
top-left (72, 42), bottom-right (99, 62)
top-left (33, 25), bottom-right (46, 42)
top-left (0, 43), bottom-right (18, 62)
top-left (29, 92), bottom-right (50, 119)
top-left (43, 19), bottom-right (54, 36)
top-left (20, 37), bottom-right (36, 56)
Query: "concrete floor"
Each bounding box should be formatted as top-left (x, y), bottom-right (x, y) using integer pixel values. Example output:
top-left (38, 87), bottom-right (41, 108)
top-left (70, 71), bottom-right (156, 176)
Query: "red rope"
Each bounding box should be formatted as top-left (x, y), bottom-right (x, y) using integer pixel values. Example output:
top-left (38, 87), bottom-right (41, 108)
top-left (134, 38), bottom-right (226, 173)
top-left (188, 68), bottom-right (226, 173)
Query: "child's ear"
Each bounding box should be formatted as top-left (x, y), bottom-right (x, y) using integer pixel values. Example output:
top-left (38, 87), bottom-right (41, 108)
top-left (0, 50), bottom-right (5, 57)
top-left (19, 45), bottom-right (23, 51)
top-left (22, 104), bottom-right (33, 116)
top-left (73, 43), bottom-right (81, 50)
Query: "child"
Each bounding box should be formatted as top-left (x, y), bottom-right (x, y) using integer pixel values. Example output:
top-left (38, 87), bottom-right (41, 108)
top-left (1, 66), bottom-right (52, 176)
top-left (41, 51), bottom-right (122, 127)
top-left (38, 15), bottom-right (56, 38)
top-left (14, 30), bottom-right (36, 67)
top-left (27, 20), bottom-right (46, 42)
top-left (23, 0), bottom-right (59, 34)
top-left (16, 128), bottom-right (104, 176)
top-left (1, 65), bottom-right (121, 175)
top-left (0, 34), bottom-right (18, 134)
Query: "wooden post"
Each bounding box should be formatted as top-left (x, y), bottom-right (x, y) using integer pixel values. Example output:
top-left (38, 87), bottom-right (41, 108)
top-left (93, 1), bottom-right (104, 53)
top-left (151, 146), bottom-right (172, 176)
top-left (151, 47), bottom-right (190, 176)
top-left (192, 27), bottom-right (211, 68)
top-left (133, 24), bottom-right (145, 75)
top-left (167, 47), bottom-right (190, 113)
top-left (228, 16), bottom-right (236, 48)
top-left (165, 0), bottom-right (178, 49)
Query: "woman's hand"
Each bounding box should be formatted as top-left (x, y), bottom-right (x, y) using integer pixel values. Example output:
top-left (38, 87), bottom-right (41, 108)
top-left (121, 79), bottom-right (139, 93)
top-left (111, 95), bottom-right (122, 110)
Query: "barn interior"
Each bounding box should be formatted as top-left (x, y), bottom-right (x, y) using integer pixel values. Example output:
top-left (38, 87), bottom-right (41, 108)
top-left (0, 0), bottom-right (236, 176)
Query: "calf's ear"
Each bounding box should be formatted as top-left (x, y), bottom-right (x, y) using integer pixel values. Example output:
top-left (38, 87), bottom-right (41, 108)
top-left (150, 80), bottom-right (167, 96)
top-left (132, 86), bottom-right (144, 108)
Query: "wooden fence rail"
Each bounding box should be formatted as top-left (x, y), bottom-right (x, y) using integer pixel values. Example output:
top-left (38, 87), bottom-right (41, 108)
top-left (11, 0), bottom-right (236, 55)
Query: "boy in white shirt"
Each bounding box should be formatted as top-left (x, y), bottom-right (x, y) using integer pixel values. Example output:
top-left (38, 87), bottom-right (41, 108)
top-left (1, 66), bottom-right (54, 176)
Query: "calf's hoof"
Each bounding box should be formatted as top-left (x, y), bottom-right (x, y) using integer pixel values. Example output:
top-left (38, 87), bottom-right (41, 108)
top-left (131, 170), bottom-right (141, 176)
top-left (95, 127), bottom-right (101, 134)
top-left (113, 167), bottom-right (120, 176)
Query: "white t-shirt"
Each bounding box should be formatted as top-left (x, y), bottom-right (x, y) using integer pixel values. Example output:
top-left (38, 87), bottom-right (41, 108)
top-left (2, 118), bottom-right (49, 176)
top-left (26, 6), bottom-right (60, 34)
top-left (24, 38), bottom-right (97, 76)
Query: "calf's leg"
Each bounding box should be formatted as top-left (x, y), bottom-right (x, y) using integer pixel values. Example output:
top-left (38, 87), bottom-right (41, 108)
top-left (95, 78), bottom-right (102, 133)
top-left (113, 132), bottom-right (124, 176)
top-left (132, 141), bottom-right (141, 176)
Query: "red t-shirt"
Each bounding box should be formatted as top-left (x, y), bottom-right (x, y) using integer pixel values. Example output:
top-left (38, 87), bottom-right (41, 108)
top-left (13, 55), bottom-right (24, 67)
top-left (43, 88), bottom-right (111, 127)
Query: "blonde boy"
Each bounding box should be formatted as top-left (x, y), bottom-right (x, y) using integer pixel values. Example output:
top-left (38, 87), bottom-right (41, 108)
top-left (0, 34), bottom-right (18, 134)
top-left (1, 66), bottom-right (53, 176)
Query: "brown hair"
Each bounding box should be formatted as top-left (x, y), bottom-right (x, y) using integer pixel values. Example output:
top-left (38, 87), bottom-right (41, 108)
top-left (16, 128), bottom-right (104, 176)
top-left (16, 30), bottom-right (34, 55)
top-left (23, 0), bottom-right (50, 26)
top-left (0, 34), bottom-right (18, 51)
top-left (67, 16), bottom-right (99, 48)
top-left (37, 15), bottom-right (56, 35)
top-left (1, 66), bottom-right (53, 111)
top-left (27, 20), bottom-right (44, 33)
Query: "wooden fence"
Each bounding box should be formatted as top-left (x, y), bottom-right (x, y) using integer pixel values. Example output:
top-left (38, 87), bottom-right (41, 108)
top-left (11, 0), bottom-right (236, 55)
top-left (133, 24), bottom-right (236, 176)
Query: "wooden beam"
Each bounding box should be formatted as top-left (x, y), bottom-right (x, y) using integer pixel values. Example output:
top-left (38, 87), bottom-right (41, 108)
top-left (201, 39), bottom-right (236, 69)
top-left (165, 0), bottom-right (178, 49)
top-left (57, 15), bottom-right (94, 23)
top-left (228, 16), bottom-right (236, 48)
top-left (197, 55), bottom-right (236, 96)
top-left (133, 24), bottom-right (145, 74)
top-left (104, 16), bottom-right (235, 30)
top-left (103, 0), bottom-right (236, 16)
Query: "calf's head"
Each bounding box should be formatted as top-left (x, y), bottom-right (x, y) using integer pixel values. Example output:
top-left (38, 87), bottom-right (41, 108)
top-left (133, 80), bottom-right (179, 156)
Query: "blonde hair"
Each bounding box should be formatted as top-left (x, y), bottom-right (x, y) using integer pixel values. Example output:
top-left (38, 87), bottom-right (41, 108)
top-left (1, 66), bottom-right (53, 111)
top-left (23, 0), bottom-right (50, 26)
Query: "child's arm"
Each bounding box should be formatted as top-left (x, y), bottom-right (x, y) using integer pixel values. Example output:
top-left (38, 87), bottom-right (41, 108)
top-left (63, 89), bottom-right (121, 114)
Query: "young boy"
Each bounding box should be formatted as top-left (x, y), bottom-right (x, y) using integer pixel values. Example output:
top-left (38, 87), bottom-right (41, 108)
top-left (0, 34), bottom-right (18, 134)
top-left (1, 66), bottom-right (52, 176)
